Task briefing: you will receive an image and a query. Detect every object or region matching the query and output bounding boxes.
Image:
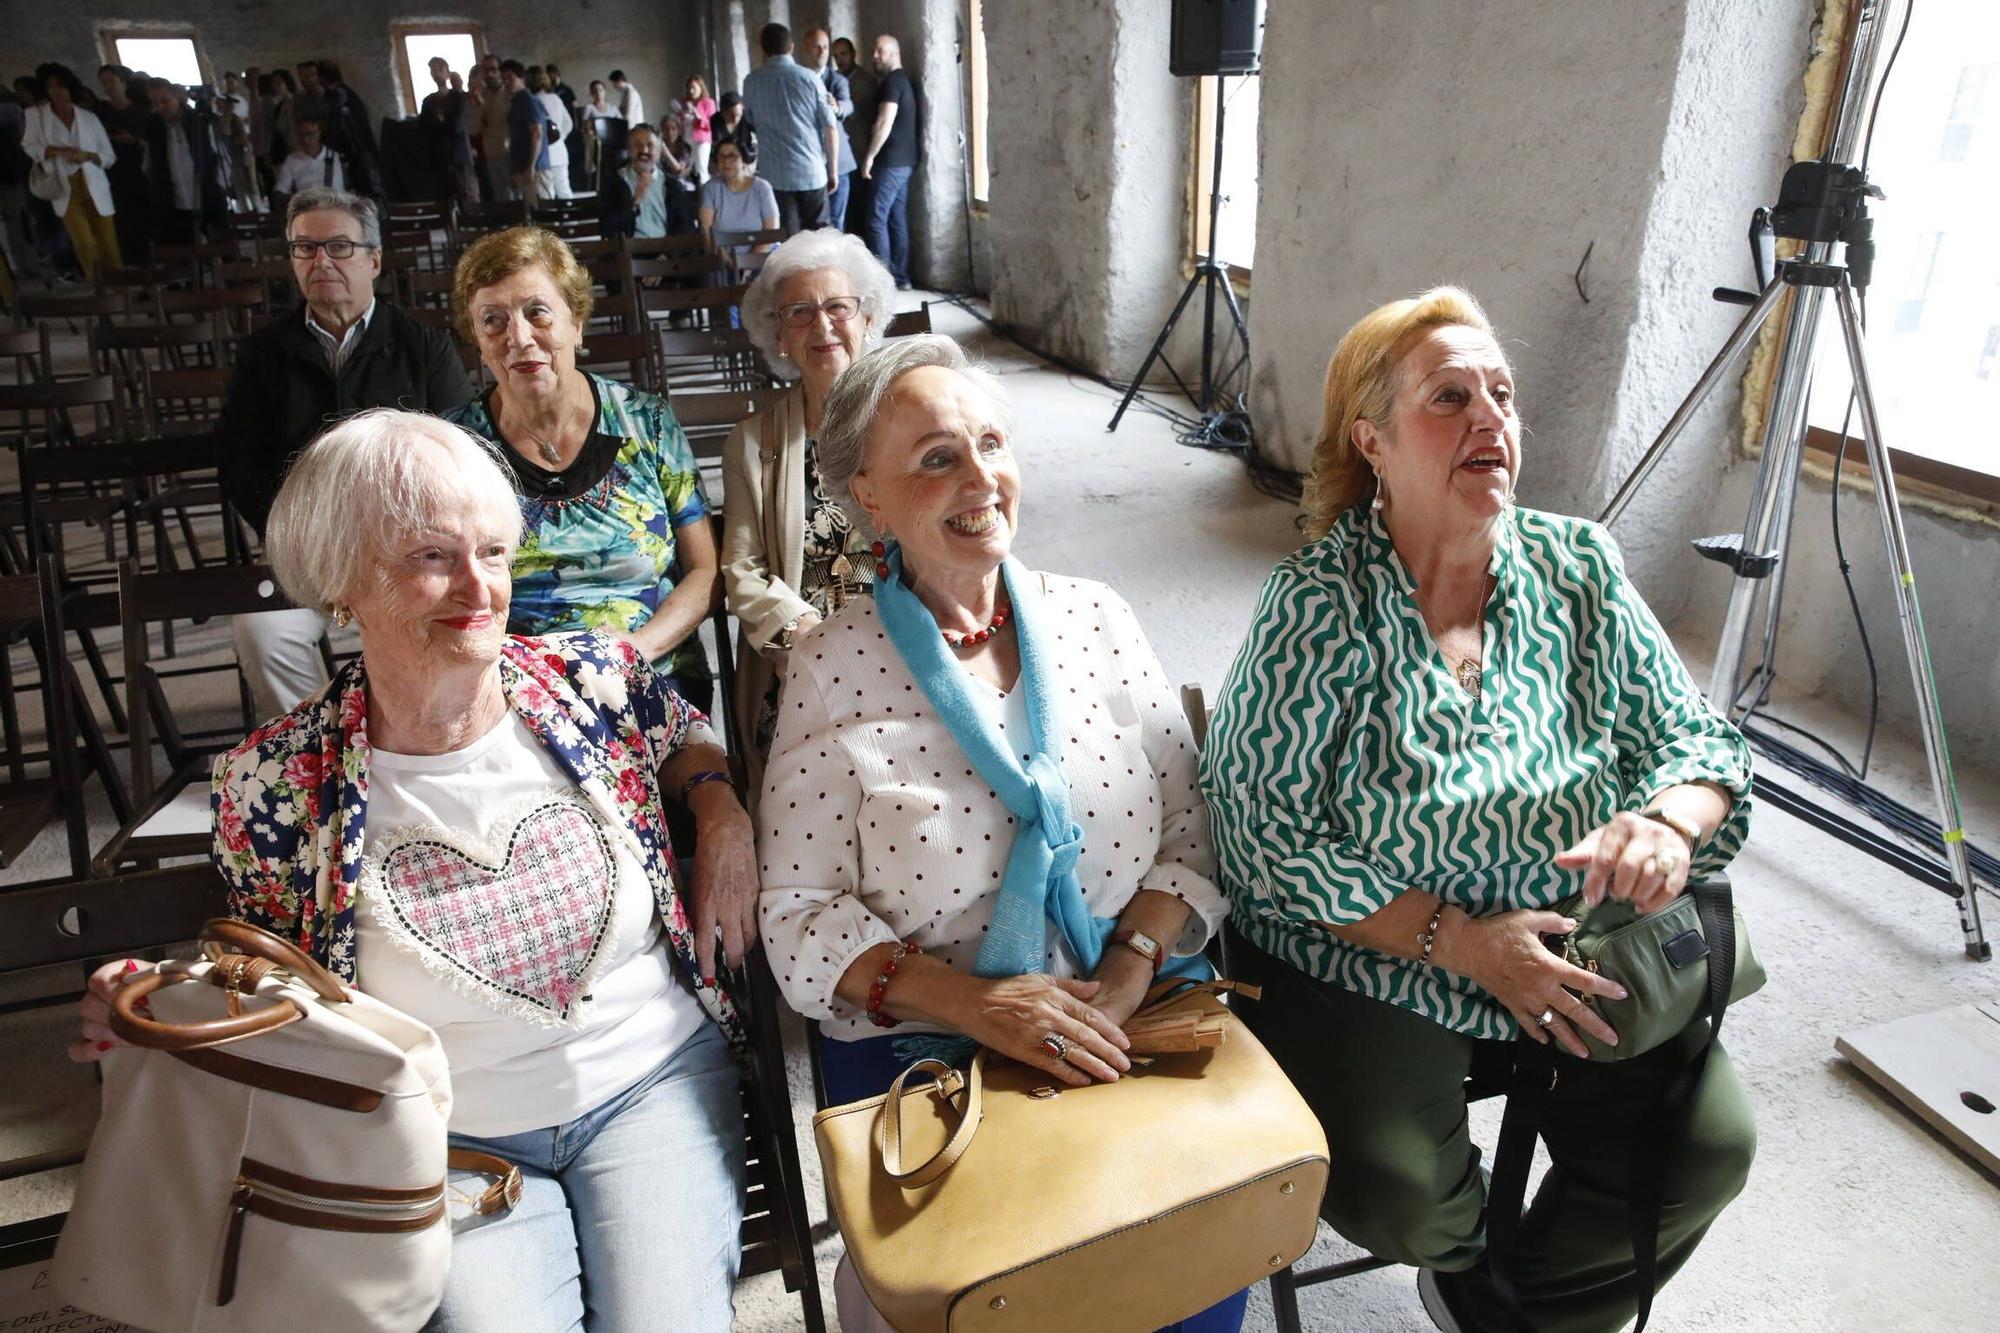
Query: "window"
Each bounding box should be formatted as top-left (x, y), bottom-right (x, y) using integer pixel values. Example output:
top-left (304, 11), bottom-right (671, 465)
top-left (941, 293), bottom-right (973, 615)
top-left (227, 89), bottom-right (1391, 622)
top-left (1803, 4), bottom-right (2000, 503)
top-left (105, 33), bottom-right (206, 89)
top-left (1191, 74), bottom-right (1259, 276)
top-left (393, 24), bottom-right (483, 117)
top-left (967, 0), bottom-right (990, 206)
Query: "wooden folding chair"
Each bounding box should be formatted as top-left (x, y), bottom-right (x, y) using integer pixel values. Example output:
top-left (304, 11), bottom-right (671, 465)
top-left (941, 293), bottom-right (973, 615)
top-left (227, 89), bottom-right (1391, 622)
top-left (156, 285), bottom-right (266, 340)
top-left (90, 319), bottom-right (225, 416)
top-left (576, 330), bottom-right (662, 391)
top-left (656, 327), bottom-right (775, 395)
top-left (626, 233), bottom-right (706, 258)
top-left (404, 269), bottom-right (456, 311)
top-left (92, 561), bottom-right (297, 874)
top-left (0, 563), bottom-right (94, 879)
top-left (642, 282), bottom-right (752, 334)
top-left (885, 303), bottom-right (934, 338)
top-left (14, 290), bottom-right (129, 332)
top-left (669, 387), bottom-right (788, 462)
top-left (143, 364), bottom-right (233, 437)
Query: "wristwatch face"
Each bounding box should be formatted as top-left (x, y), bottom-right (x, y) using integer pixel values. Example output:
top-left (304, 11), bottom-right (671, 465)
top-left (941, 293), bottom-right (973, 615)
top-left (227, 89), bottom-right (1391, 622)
top-left (1121, 930), bottom-right (1161, 961)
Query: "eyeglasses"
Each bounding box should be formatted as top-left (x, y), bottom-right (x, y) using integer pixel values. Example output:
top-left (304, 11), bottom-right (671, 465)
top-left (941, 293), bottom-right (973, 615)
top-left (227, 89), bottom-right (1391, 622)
top-left (777, 297), bottom-right (863, 329)
top-left (287, 238), bottom-right (377, 261)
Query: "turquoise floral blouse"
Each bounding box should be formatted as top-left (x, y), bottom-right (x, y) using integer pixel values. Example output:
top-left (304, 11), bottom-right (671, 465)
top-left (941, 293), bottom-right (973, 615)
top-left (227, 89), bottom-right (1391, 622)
top-left (449, 374), bottom-right (713, 688)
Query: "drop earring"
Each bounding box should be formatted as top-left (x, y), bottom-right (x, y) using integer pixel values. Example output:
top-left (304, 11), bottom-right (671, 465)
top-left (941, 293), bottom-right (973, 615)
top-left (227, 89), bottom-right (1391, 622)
top-left (871, 538), bottom-right (891, 581)
top-left (1370, 476), bottom-right (1388, 512)
top-left (330, 606), bottom-right (353, 628)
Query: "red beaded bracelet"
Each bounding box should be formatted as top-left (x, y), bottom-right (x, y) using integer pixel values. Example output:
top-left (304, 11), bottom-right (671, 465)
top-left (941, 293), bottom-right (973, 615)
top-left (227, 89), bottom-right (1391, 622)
top-left (865, 940), bottom-right (922, 1029)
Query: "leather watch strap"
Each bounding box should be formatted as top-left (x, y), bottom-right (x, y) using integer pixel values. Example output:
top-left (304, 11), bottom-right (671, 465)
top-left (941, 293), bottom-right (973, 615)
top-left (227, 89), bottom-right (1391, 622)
top-left (447, 1148), bottom-right (524, 1215)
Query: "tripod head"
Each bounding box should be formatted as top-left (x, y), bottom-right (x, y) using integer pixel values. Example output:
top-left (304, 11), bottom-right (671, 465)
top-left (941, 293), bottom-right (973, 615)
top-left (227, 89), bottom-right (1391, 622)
top-left (1715, 159), bottom-right (1885, 304)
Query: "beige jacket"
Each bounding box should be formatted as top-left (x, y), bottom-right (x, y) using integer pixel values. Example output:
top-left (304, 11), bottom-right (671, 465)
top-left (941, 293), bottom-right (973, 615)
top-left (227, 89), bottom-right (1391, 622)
top-left (721, 384), bottom-right (813, 772)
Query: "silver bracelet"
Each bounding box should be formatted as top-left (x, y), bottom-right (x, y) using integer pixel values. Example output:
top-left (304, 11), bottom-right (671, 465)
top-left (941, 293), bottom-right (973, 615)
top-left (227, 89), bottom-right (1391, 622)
top-left (1417, 904), bottom-right (1445, 964)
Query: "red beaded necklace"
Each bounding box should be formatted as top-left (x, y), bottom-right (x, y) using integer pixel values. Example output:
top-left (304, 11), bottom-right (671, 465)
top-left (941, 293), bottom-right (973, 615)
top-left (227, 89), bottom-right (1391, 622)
top-left (872, 539), bottom-right (1014, 649)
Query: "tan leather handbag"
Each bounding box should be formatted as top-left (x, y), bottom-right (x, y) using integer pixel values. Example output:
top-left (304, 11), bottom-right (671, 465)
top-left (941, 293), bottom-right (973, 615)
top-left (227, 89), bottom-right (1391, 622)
top-left (52, 920), bottom-right (518, 1333)
top-left (812, 979), bottom-right (1329, 1332)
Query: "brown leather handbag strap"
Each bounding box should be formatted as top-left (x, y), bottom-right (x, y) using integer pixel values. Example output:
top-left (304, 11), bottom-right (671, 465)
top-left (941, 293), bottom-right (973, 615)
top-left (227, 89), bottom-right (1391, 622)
top-left (876, 1054), bottom-right (985, 1190)
top-left (201, 918), bottom-right (349, 1003)
top-left (1136, 975), bottom-right (1260, 1015)
top-left (447, 1148), bottom-right (525, 1215)
top-left (110, 969), bottom-right (306, 1051)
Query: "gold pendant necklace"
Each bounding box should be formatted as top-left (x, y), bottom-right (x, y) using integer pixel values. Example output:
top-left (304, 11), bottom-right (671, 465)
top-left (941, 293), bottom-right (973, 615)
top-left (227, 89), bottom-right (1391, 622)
top-left (1455, 574), bottom-right (1498, 700)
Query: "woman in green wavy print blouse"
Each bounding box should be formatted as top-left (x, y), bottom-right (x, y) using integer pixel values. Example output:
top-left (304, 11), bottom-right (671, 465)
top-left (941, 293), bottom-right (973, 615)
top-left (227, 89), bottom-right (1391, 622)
top-left (1200, 288), bottom-right (1756, 1333)
top-left (448, 226), bottom-right (719, 711)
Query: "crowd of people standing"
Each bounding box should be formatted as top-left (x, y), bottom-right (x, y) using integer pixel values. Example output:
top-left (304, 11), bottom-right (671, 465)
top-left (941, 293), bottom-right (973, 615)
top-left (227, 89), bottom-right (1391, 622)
top-left (3, 22), bottom-right (921, 294)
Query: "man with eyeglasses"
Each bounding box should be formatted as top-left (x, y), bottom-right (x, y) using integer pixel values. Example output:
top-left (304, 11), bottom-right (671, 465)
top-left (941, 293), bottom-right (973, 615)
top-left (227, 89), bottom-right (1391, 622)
top-left (217, 186), bottom-right (473, 719)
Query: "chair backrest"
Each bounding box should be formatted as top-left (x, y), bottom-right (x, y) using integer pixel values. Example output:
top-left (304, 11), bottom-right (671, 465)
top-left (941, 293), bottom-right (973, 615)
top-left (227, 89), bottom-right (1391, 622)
top-left (143, 364), bottom-right (234, 434)
top-left (631, 253), bottom-right (728, 281)
top-left (16, 291), bottom-right (129, 325)
top-left (640, 283), bottom-right (751, 325)
top-left (0, 862), bottom-right (231, 974)
top-left (669, 387), bottom-right (787, 459)
top-left (625, 234), bottom-right (706, 257)
top-left (885, 303), bottom-right (934, 338)
top-left (117, 560), bottom-right (297, 805)
top-left (576, 331), bottom-right (660, 392)
top-left (0, 374), bottom-right (124, 448)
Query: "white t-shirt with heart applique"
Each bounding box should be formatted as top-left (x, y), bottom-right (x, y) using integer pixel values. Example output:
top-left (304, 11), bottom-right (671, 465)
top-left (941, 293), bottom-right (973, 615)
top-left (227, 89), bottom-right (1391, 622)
top-left (354, 711), bottom-right (707, 1137)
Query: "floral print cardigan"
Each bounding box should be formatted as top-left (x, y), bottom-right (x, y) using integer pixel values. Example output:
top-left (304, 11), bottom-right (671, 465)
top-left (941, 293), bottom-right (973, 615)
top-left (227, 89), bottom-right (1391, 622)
top-left (210, 630), bottom-right (743, 1046)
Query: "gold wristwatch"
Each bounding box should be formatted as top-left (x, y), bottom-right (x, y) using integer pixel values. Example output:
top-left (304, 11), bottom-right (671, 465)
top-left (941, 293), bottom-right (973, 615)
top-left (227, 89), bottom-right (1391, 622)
top-left (1640, 807), bottom-right (1702, 856)
top-left (1111, 928), bottom-right (1164, 975)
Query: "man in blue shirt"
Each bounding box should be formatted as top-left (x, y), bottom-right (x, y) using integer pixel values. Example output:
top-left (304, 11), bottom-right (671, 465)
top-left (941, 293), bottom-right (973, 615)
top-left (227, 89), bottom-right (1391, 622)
top-left (801, 27), bottom-right (857, 231)
top-left (739, 22), bottom-right (840, 235)
top-left (500, 60), bottom-right (551, 207)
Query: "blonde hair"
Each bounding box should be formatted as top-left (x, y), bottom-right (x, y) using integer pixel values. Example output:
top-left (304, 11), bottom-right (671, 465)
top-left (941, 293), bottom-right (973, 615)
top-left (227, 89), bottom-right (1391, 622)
top-left (451, 226), bottom-right (594, 345)
top-left (1301, 286), bottom-right (1500, 541)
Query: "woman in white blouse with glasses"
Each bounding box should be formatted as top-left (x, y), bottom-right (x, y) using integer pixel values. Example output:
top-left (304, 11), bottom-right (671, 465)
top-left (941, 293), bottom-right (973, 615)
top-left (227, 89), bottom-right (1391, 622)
top-left (756, 334), bottom-right (1242, 1333)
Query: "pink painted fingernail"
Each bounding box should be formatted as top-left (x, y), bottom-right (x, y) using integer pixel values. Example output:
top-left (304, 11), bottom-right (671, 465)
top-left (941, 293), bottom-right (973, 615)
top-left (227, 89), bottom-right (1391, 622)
top-left (122, 959), bottom-right (139, 974)
top-left (95, 1041), bottom-right (112, 1052)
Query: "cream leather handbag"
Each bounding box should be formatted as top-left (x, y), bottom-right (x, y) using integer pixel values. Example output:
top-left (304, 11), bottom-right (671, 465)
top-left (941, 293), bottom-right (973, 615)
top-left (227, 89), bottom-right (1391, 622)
top-left (52, 920), bottom-right (518, 1333)
top-left (812, 979), bottom-right (1329, 1332)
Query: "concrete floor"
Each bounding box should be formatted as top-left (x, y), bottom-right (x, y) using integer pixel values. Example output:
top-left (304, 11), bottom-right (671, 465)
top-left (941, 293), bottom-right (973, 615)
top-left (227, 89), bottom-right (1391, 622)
top-left (4, 298), bottom-right (1999, 1331)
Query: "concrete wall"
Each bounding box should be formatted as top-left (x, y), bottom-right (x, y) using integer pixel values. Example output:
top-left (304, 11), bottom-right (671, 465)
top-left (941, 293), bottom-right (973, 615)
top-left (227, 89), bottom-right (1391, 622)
top-left (15, 2), bottom-right (707, 125)
top-left (983, 0), bottom-right (1196, 377)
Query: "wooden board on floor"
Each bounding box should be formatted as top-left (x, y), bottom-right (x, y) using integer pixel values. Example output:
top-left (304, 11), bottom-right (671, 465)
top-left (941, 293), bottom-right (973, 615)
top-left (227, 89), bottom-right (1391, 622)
top-left (1837, 1002), bottom-right (2000, 1179)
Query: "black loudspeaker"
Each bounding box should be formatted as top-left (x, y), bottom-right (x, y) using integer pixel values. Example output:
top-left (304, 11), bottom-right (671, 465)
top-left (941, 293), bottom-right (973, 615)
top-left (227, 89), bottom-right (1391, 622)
top-left (1169, 0), bottom-right (1265, 77)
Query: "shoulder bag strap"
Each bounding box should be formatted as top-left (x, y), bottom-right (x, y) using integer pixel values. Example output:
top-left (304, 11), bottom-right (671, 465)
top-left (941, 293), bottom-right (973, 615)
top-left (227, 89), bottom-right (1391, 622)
top-left (447, 1148), bottom-right (524, 1215)
top-left (876, 1053), bottom-right (985, 1190)
top-left (1485, 1035), bottom-right (1553, 1332)
top-left (1625, 877), bottom-right (1736, 1332)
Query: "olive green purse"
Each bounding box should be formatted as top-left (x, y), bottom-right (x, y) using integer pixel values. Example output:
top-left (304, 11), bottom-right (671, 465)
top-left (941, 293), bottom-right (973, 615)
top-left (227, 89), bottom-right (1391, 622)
top-left (1550, 876), bottom-right (1765, 1061)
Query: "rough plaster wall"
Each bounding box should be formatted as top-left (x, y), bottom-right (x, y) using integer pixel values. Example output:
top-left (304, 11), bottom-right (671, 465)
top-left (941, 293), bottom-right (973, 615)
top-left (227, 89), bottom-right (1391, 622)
top-left (986, 0), bottom-right (1193, 377)
top-left (1249, 0), bottom-right (1703, 508)
top-left (1595, 0), bottom-right (1815, 620)
top-left (14, 1), bottom-right (706, 124)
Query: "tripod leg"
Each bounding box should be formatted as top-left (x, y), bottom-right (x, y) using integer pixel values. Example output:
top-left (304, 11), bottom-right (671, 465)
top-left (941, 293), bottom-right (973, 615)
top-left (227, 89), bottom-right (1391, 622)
top-left (1832, 278), bottom-right (1988, 960)
top-left (1599, 277), bottom-right (1788, 527)
top-left (1708, 281), bottom-right (1833, 715)
top-left (1109, 269), bottom-right (1205, 432)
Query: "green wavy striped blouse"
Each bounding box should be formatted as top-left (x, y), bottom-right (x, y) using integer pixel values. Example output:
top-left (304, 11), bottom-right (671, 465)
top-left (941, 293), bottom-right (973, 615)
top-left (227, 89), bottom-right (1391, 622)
top-left (1200, 504), bottom-right (1753, 1038)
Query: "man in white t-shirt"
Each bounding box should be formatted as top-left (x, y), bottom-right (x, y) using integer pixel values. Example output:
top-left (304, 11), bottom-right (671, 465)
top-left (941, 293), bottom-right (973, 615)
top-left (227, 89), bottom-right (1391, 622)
top-left (272, 116), bottom-right (345, 199)
top-left (609, 69), bottom-right (644, 127)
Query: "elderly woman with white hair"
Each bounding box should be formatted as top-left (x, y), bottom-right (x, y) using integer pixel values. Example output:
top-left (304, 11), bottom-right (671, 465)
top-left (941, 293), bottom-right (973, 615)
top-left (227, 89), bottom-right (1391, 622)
top-left (721, 227), bottom-right (897, 767)
top-left (755, 337), bottom-right (1246, 1333)
top-left (73, 410), bottom-right (758, 1331)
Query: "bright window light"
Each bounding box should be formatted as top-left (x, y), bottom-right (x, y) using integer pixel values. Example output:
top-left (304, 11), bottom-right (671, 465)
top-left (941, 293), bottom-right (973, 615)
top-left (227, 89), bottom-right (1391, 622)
top-left (403, 32), bottom-right (479, 92)
top-left (1806, 4), bottom-right (2000, 482)
top-left (113, 37), bottom-right (204, 89)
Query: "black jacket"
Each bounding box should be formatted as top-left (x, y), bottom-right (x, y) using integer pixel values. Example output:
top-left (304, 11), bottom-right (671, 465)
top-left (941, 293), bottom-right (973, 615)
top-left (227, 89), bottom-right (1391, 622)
top-left (218, 301), bottom-right (474, 537)
top-left (143, 106), bottom-right (230, 223)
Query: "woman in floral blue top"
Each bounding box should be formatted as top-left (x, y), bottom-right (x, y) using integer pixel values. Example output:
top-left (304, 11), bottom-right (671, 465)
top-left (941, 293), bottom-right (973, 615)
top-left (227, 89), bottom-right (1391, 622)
top-left (447, 226), bottom-right (720, 711)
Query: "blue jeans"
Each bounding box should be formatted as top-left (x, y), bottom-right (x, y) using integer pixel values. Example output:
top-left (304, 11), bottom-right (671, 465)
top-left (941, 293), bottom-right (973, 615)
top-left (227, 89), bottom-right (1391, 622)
top-left (865, 164), bottom-right (913, 286)
top-left (426, 1023), bottom-right (744, 1332)
top-left (827, 171), bottom-right (852, 231)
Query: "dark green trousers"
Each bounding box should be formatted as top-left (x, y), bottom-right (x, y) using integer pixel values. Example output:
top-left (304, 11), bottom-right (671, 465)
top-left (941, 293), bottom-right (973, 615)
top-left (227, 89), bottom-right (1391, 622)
top-left (1229, 925), bottom-right (1755, 1333)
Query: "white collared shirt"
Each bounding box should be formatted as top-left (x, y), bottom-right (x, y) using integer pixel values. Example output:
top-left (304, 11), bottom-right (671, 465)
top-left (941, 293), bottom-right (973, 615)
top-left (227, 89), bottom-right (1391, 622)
top-left (307, 300), bottom-right (376, 375)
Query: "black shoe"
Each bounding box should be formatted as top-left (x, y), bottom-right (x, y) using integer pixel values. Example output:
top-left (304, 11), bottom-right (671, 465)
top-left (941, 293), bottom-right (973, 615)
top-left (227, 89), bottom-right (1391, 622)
top-left (1417, 1268), bottom-right (1480, 1333)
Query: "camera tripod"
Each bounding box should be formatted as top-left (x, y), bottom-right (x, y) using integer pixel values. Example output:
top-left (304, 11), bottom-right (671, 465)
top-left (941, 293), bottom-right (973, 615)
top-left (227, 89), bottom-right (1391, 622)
top-left (1600, 0), bottom-right (1988, 959)
top-left (1107, 73), bottom-right (1251, 432)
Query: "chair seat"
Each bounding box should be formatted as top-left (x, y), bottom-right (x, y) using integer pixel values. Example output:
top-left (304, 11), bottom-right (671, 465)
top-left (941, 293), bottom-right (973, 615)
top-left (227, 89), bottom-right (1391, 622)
top-left (132, 783), bottom-right (211, 840)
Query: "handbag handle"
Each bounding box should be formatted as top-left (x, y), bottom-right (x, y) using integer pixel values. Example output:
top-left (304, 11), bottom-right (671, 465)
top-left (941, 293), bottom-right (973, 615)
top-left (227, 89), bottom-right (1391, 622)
top-left (110, 970), bottom-right (305, 1051)
top-left (876, 1054), bottom-right (986, 1190)
top-left (200, 918), bottom-right (349, 1003)
top-left (108, 919), bottom-right (349, 1052)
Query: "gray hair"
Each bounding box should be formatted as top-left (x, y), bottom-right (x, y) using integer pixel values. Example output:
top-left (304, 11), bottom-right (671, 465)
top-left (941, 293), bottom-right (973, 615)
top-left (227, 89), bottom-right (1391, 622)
top-left (284, 186), bottom-right (381, 249)
top-left (815, 335), bottom-right (1013, 513)
top-left (740, 229), bottom-right (897, 378)
top-left (266, 410), bottom-right (522, 614)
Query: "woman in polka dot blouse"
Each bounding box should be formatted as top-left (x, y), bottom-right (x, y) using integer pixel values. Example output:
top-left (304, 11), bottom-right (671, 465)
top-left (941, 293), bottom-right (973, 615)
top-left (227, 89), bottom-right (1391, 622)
top-left (754, 335), bottom-right (1229, 1090)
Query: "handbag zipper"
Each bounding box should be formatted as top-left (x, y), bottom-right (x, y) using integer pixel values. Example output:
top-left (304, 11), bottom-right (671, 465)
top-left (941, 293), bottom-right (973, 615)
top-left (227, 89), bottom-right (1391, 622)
top-left (215, 1168), bottom-right (445, 1307)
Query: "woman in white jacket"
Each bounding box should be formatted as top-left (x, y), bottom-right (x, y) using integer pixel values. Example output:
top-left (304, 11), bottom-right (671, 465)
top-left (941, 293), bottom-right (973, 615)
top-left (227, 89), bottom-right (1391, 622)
top-left (22, 63), bottom-right (121, 276)
top-left (529, 66), bottom-right (574, 200)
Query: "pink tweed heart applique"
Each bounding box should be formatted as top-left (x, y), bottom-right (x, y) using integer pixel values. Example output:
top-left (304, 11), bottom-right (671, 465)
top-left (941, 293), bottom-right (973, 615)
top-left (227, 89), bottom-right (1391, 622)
top-left (370, 798), bottom-right (616, 1025)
